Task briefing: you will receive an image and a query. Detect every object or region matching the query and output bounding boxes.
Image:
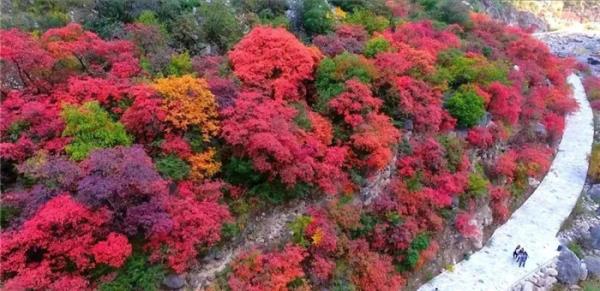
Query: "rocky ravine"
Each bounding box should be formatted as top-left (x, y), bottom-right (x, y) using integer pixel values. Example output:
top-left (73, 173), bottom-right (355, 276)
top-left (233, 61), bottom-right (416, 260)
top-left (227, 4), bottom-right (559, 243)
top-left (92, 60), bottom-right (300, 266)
top-left (182, 149), bottom-right (400, 290)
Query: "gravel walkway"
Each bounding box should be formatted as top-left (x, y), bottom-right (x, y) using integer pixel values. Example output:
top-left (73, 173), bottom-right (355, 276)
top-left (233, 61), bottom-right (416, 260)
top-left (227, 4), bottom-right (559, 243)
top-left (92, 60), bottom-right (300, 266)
top-left (418, 74), bottom-right (593, 291)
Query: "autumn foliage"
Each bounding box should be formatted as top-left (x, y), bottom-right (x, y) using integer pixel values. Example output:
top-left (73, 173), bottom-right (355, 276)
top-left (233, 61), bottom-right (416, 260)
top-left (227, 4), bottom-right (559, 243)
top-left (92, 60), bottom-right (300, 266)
top-left (0, 7), bottom-right (578, 291)
top-left (229, 26), bottom-right (321, 101)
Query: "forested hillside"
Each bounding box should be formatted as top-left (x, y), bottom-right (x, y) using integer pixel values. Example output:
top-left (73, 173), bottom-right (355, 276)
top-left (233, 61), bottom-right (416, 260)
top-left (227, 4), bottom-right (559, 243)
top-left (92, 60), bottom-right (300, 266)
top-left (0, 0), bottom-right (581, 290)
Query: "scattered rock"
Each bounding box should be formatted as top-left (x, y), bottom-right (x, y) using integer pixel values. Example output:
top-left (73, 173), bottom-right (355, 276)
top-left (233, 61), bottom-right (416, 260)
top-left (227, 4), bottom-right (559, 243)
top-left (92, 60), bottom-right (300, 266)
top-left (163, 274), bottom-right (186, 290)
top-left (521, 281), bottom-right (535, 291)
top-left (528, 177), bottom-right (541, 187)
top-left (404, 119), bottom-right (414, 131)
top-left (557, 248), bottom-right (582, 285)
top-left (584, 256), bottom-right (600, 279)
top-left (543, 276), bottom-right (557, 286)
top-left (546, 267), bottom-right (558, 277)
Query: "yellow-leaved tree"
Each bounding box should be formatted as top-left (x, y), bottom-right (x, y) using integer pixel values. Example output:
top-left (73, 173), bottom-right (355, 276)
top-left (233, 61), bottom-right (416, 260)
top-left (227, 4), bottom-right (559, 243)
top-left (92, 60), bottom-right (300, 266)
top-left (153, 74), bottom-right (221, 180)
top-left (153, 74), bottom-right (220, 140)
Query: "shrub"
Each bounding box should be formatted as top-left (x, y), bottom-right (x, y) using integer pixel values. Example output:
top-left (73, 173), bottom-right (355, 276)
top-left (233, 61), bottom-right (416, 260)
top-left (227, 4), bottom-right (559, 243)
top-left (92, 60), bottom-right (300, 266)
top-left (61, 101), bottom-right (132, 161)
top-left (430, 0), bottom-right (472, 27)
top-left (486, 82), bottom-right (522, 126)
top-left (347, 239), bottom-right (405, 290)
top-left (228, 245), bottom-right (307, 290)
top-left (466, 126), bottom-right (494, 149)
top-left (229, 26), bottom-right (320, 101)
top-left (312, 25), bottom-right (368, 57)
top-left (0, 195), bottom-right (131, 290)
top-left (315, 53), bottom-right (376, 112)
top-left (187, 149), bottom-right (221, 181)
top-left (490, 186), bottom-right (510, 223)
top-left (389, 76), bottom-right (445, 132)
top-left (328, 79), bottom-right (382, 128)
top-left (153, 75), bottom-right (220, 139)
top-left (221, 92), bottom-right (349, 195)
top-left (77, 146), bottom-right (171, 237)
top-left (495, 150), bottom-right (518, 178)
top-left (517, 144), bottom-right (553, 178)
top-left (165, 51), bottom-right (192, 76)
top-left (302, 0), bottom-right (334, 35)
top-left (584, 76), bottom-right (600, 101)
top-left (436, 51), bottom-right (509, 89)
top-left (568, 242), bottom-right (584, 259)
top-left (155, 155), bottom-right (190, 181)
top-left (198, 0), bottom-right (243, 53)
top-left (147, 192), bottom-right (231, 273)
top-left (344, 9), bottom-right (390, 34)
top-left (589, 144), bottom-right (600, 182)
top-left (363, 37), bottom-right (391, 58)
top-left (290, 215), bottom-right (313, 246)
top-left (99, 254), bottom-right (165, 291)
top-left (466, 172), bottom-right (489, 199)
top-left (455, 211), bottom-right (479, 238)
top-left (445, 90), bottom-right (486, 128)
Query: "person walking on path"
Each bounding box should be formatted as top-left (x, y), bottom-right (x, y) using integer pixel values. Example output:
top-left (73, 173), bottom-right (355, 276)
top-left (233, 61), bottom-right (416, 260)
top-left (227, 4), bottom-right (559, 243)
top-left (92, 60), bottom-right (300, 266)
top-left (513, 245), bottom-right (521, 260)
top-left (518, 250), bottom-right (528, 268)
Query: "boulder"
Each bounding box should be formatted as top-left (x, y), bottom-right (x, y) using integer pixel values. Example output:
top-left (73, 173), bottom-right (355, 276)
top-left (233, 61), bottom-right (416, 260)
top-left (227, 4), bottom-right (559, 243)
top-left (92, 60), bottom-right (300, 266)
top-left (557, 248), bottom-right (582, 285)
top-left (584, 256), bottom-right (600, 279)
top-left (163, 274), bottom-right (186, 290)
top-left (588, 226), bottom-right (600, 250)
top-left (533, 122), bottom-right (548, 137)
top-left (580, 262), bottom-right (588, 281)
top-left (588, 184), bottom-right (600, 203)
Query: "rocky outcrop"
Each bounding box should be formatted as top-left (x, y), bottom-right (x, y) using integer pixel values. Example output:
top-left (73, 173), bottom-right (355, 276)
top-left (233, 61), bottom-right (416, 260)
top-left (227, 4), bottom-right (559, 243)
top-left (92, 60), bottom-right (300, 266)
top-left (476, 0), bottom-right (549, 31)
top-left (589, 226), bottom-right (600, 250)
top-left (557, 249), bottom-right (582, 285)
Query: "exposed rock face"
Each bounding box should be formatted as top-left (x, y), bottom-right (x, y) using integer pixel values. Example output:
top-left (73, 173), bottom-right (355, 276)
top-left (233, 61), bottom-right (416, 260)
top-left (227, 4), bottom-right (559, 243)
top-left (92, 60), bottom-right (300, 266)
top-left (360, 150), bottom-right (397, 205)
top-left (471, 204), bottom-right (493, 249)
top-left (584, 256), bottom-right (600, 279)
top-left (476, 0), bottom-right (549, 31)
top-left (589, 226), bottom-right (600, 250)
top-left (589, 184), bottom-right (600, 203)
top-left (557, 249), bottom-right (582, 285)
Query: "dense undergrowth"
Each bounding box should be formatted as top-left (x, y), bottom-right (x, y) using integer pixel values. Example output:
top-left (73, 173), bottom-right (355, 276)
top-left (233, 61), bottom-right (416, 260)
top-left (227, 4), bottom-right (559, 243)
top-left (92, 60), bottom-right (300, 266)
top-left (0, 0), bottom-right (579, 290)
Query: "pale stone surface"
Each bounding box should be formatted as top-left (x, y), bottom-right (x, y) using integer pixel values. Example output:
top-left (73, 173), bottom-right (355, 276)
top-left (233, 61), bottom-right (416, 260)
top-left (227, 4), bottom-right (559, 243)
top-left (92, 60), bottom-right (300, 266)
top-left (418, 74), bottom-right (593, 291)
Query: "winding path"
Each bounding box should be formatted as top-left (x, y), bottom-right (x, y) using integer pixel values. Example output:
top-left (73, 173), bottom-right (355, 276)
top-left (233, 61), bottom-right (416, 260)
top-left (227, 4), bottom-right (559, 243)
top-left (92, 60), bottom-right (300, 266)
top-left (418, 74), bottom-right (594, 291)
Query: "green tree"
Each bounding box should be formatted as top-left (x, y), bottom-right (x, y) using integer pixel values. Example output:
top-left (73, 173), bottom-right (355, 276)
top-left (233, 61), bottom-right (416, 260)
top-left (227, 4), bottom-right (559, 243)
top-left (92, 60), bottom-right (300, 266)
top-left (155, 155), bottom-right (190, 181)
top-left (363, 37), bottom-right (391, 58)
top-left (445, 90), bottom-right (486, 128)
top-left (61, 101), bottom-right (132, 160)
top-left (344, 9), bottom-right (389, 34)
top-left (199, 0), bottom-right (243, 53)
top-left (302, 0), bottom-right (333, 36)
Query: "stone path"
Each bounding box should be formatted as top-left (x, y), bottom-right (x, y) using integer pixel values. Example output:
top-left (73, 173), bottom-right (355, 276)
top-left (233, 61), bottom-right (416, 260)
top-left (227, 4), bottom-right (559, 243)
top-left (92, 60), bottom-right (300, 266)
top-left (418, 74), bottom-right (593, 291)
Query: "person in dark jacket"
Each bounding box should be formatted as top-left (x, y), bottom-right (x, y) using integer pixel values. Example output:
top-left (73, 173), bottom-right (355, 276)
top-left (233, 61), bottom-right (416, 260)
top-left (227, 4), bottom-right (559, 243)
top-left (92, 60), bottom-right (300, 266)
top-left (519, 250), bottom-right (528, 267)
top-left (513, 245), bottom-right (521, 260)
